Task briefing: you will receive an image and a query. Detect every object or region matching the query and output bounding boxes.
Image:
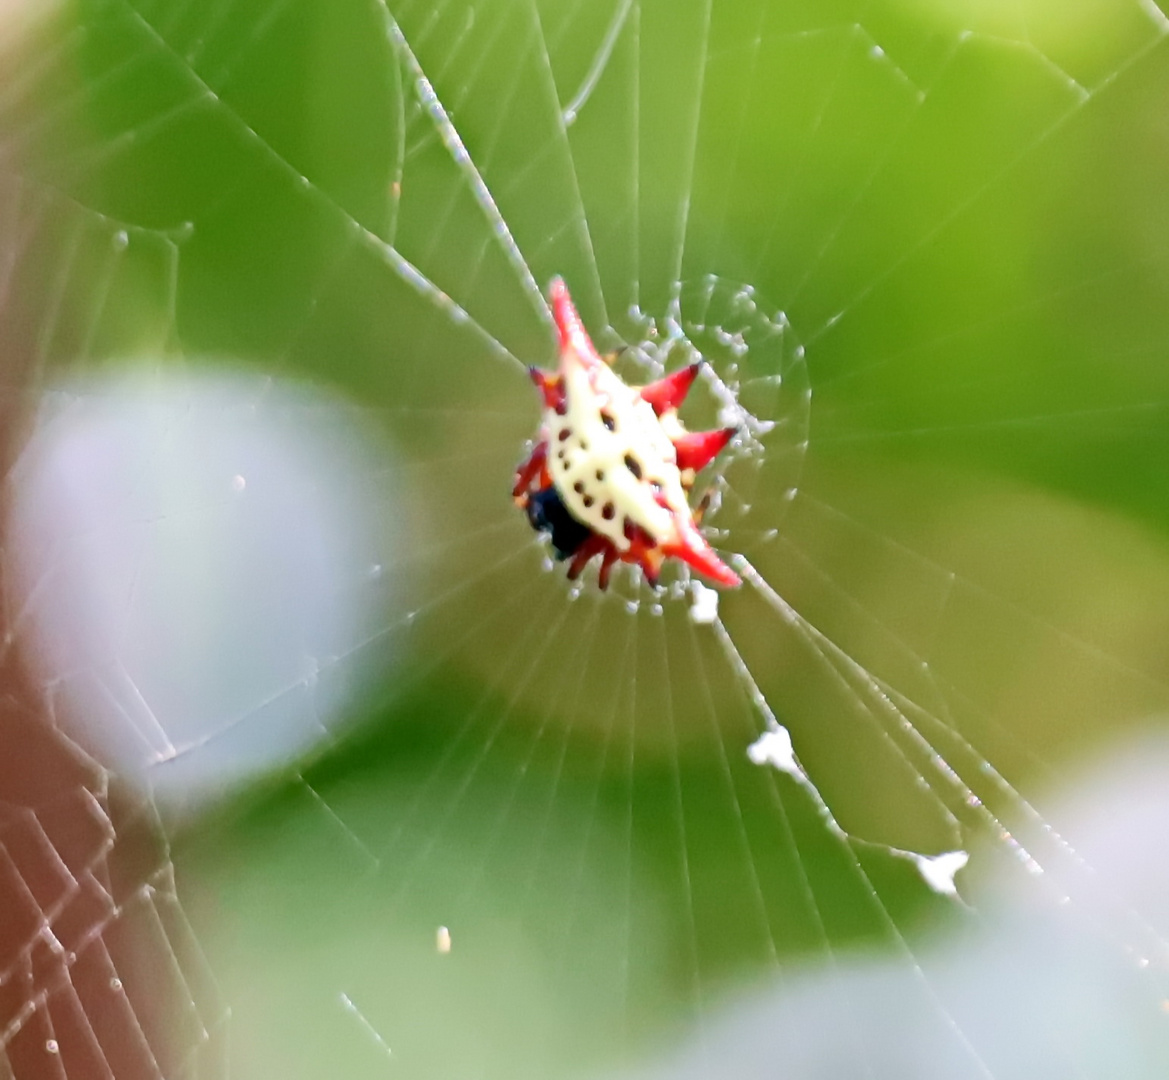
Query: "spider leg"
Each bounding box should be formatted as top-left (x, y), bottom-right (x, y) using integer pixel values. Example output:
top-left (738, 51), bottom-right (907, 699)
top-left (529, 367), bottom-right (566, 413)
top-left (512, 441), bottom-right (548, 502)
top-left (619, 521), bottom-right (665, 588)
top-left (692, 491), bottom-right (711, 525)
top-left (597, 545), bottom-right (619, 590)
top-left (566, 534), bottom-right (608, 583)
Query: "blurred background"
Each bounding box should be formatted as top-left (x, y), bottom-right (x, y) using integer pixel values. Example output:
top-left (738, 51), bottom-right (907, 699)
top-left (2, 0), bottom-right (1169, 1077)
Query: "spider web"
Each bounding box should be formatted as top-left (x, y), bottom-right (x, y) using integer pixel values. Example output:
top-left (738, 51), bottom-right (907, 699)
top-left (3, 0), bottom-right (1169, 1076)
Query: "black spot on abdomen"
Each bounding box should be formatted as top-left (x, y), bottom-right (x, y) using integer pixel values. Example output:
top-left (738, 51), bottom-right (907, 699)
top-left (526, 487), bottom-right (593, 559)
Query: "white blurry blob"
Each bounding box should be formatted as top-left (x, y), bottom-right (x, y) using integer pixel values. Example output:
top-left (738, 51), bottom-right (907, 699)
top-left (7, 368), bottom-right (407, 814)
top-left (608, 733), bottom-right (1169, 1080)
top-left (688, 581), bottom-right (720, 625)
top-left (910, 849), bottom-right (969, 898)
top-left (746, 726), bottom-right (798, 777)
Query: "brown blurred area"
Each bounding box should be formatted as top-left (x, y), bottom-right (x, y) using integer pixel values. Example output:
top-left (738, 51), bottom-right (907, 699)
top-left (0, 169), bottom-right (215, 1079)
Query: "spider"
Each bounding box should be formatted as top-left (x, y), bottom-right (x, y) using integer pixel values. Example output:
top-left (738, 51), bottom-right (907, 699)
top-left (512, 278), bottom-right (741, 590)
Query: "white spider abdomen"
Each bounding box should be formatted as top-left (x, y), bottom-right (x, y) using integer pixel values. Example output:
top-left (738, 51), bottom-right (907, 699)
top-left (548, 358), bottom-right (691, 551)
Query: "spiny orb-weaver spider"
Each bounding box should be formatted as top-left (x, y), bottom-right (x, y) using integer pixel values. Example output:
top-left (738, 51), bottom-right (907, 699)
top-left (512, 278), bottom-right (741, 591)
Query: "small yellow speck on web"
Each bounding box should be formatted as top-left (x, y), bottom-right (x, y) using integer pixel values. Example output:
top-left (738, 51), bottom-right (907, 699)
top-left (436, 926), bottom-right (451, 954)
